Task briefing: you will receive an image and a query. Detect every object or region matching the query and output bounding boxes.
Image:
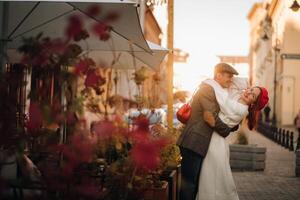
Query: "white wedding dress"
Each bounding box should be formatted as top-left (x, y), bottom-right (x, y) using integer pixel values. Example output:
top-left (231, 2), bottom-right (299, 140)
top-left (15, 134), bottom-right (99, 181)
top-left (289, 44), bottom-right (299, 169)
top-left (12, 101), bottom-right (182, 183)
top-left (195, 78), bottom-right (249, 200)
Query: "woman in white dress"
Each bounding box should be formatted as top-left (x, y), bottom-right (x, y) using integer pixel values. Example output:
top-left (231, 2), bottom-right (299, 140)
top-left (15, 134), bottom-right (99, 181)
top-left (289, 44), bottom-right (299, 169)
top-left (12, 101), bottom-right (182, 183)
top-left (195, 77), bottom-right (269, 200)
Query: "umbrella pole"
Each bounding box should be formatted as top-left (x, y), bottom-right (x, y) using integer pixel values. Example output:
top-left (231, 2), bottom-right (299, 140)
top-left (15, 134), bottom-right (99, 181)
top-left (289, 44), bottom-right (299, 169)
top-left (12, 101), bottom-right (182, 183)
top-left (167, 0), bottom-right (174, 131)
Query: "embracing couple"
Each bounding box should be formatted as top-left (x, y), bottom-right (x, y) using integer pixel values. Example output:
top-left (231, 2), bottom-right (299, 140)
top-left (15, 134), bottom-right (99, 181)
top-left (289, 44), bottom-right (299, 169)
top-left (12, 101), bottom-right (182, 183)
top-left (177, 63), bottom-right (269, 200)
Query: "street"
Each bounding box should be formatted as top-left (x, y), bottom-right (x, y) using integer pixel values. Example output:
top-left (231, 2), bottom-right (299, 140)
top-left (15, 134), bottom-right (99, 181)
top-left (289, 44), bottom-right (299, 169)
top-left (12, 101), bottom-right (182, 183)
top-left (228, 128), bottom-right (300, 200)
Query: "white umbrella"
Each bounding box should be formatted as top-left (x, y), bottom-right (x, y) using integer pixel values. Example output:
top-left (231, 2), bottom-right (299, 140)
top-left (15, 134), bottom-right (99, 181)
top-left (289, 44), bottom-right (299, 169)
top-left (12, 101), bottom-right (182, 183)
top-left (87, 41), bottom-right (168, 69)
top-left (1, 1), bottom-right (168, 69)
top-left (0, 0), bottom-right (151, 53)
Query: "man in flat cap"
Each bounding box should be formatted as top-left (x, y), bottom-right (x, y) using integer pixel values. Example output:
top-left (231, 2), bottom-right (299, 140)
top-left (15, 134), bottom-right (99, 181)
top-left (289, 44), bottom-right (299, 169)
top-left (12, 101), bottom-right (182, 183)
top-left (177, 62), bottom-right (239, 200)
top-left (214, 62), bottom-right (239, 86)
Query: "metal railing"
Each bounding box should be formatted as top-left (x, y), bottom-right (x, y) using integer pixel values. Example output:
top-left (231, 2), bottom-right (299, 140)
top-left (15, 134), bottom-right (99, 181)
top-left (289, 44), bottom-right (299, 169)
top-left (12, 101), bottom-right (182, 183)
top-left (257, 122), bottom-right (300, 151)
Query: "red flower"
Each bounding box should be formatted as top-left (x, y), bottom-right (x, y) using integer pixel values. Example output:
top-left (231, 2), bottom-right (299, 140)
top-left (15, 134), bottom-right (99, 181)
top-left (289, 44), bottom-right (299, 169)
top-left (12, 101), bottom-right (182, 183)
top-left (86, 4), bottom-right (101, 17)
top-left (133, 116), bottom-right (150, 132)
top-left (99, 32), bottom-right (110, 41)
top-left (57, 133), bottom-right (95, 178)
top-left (92, 22), bottom-right (111, 41)
top-left (75, 58), bottom-right (95, 75)
top-left (72, 134), bottom-right (94, 162)
top-left (75, 59), bottom-right (89, 75)
top-left (84, 69), bottom-right (103, 88)
top-left (65, 15), bottom-right (83, 40)
top-left (92, 22), bottom-right (107, 35)
top-left (92, 120), bottom-right (116, 140)
top-left (130, 134), bottom-right (170, 171)
top-left (130, 138), bottom-right (159, 171)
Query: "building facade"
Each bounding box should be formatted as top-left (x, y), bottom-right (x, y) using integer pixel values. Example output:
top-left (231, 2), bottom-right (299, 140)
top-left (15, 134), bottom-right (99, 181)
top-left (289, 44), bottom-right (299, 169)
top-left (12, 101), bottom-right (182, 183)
top-left (248, 0), bottom-right (300, 125)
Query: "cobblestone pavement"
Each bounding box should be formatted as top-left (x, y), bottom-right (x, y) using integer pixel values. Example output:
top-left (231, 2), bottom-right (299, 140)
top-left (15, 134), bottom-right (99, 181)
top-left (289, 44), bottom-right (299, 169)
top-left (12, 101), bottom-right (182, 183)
top-left (227, 127), bottom-right (300, 200)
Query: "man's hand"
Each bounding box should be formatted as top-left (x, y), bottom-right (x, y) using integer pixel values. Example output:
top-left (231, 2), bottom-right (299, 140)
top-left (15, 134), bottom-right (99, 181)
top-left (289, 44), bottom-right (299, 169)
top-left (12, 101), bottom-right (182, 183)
top-left (203, 111), bottom-right (216, 127)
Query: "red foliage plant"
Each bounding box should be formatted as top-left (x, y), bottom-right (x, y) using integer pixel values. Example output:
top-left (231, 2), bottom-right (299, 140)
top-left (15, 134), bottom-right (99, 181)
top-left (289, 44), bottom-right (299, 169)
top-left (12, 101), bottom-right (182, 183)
top-left (130, 133), bottom-right (170, 171)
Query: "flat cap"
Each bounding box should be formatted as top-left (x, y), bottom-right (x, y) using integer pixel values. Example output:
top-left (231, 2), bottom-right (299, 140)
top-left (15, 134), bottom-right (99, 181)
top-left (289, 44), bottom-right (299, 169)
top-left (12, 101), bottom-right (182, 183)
top-left (214, 62), bottom-right (239, 75)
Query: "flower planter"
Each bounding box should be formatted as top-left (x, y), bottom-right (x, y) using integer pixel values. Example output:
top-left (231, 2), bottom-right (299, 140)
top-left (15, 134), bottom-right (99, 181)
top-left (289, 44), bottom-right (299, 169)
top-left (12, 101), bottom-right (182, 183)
top-left (161, 169), bottom-right (177, 200)
top-left (229, 144), bottom-right (266, 171)
top-left (143, 181), bottom-right (169, 200)
top-left (160, 164), bottom-right (181, 200)
top-left (176, 164), bottom-right (181, 200)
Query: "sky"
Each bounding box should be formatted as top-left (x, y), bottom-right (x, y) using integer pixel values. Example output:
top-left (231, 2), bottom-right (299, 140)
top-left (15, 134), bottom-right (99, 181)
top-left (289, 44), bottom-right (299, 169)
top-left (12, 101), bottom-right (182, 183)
top-left (154, 0), bottom-right (263, 92)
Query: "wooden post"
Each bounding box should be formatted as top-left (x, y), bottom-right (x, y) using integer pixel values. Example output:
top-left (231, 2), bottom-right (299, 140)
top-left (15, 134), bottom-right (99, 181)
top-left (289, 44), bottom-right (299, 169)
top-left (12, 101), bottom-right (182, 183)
top-left (296, 130), bottom-right (300, 150)
top-left (282, 129), bottom-right (286, 147)
top-left (277, 128), bottom-right (281, 144)
top-left (273, 127), bottom-right (278, 142)
top-left (289, 132), bottom-right (294, 151)
top-left (167, 0), bottom-right (174, 131)
top-left (285, 131), bottom-right (290, 149)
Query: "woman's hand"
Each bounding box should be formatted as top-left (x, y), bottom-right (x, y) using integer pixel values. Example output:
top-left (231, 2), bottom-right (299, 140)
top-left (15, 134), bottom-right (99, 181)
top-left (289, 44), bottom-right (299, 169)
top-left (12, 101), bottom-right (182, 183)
top-left (203, 111), bottom-right (216, 127)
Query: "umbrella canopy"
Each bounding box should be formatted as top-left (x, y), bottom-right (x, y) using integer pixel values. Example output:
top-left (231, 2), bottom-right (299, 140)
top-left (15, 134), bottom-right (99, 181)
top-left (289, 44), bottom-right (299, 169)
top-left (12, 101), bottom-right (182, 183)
top-left (1, 0), bottom-right (168, 69)
top-left (5, 39), bottom-right (168, 70)
top-left (0, 0), bottom-right (151, 52)
top-left (87, 41), bottom-right (168, 69)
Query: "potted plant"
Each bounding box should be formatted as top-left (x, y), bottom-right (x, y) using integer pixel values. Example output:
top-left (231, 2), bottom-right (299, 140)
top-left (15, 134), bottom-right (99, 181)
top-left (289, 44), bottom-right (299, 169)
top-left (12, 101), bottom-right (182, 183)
top-left (158, 127), bottom-right (182, 200)
top-left (90, 116), bottom-right (171, 200)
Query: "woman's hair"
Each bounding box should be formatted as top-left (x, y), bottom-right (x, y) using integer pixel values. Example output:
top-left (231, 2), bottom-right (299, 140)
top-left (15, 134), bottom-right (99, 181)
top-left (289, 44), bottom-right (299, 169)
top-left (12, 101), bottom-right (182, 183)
top-left (246, 87), bottom-right (262, 130)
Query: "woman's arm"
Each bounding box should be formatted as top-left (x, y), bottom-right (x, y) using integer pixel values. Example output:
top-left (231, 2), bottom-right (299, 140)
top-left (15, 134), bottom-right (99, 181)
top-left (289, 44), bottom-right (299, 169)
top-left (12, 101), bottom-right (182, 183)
top-left (203, 110), bottom-right (239, 133)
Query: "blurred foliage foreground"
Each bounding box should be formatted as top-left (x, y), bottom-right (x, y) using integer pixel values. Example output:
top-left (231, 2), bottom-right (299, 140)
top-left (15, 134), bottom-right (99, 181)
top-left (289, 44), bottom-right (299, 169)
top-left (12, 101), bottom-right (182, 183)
top-left (0, 3), bottom-right (181, 200)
